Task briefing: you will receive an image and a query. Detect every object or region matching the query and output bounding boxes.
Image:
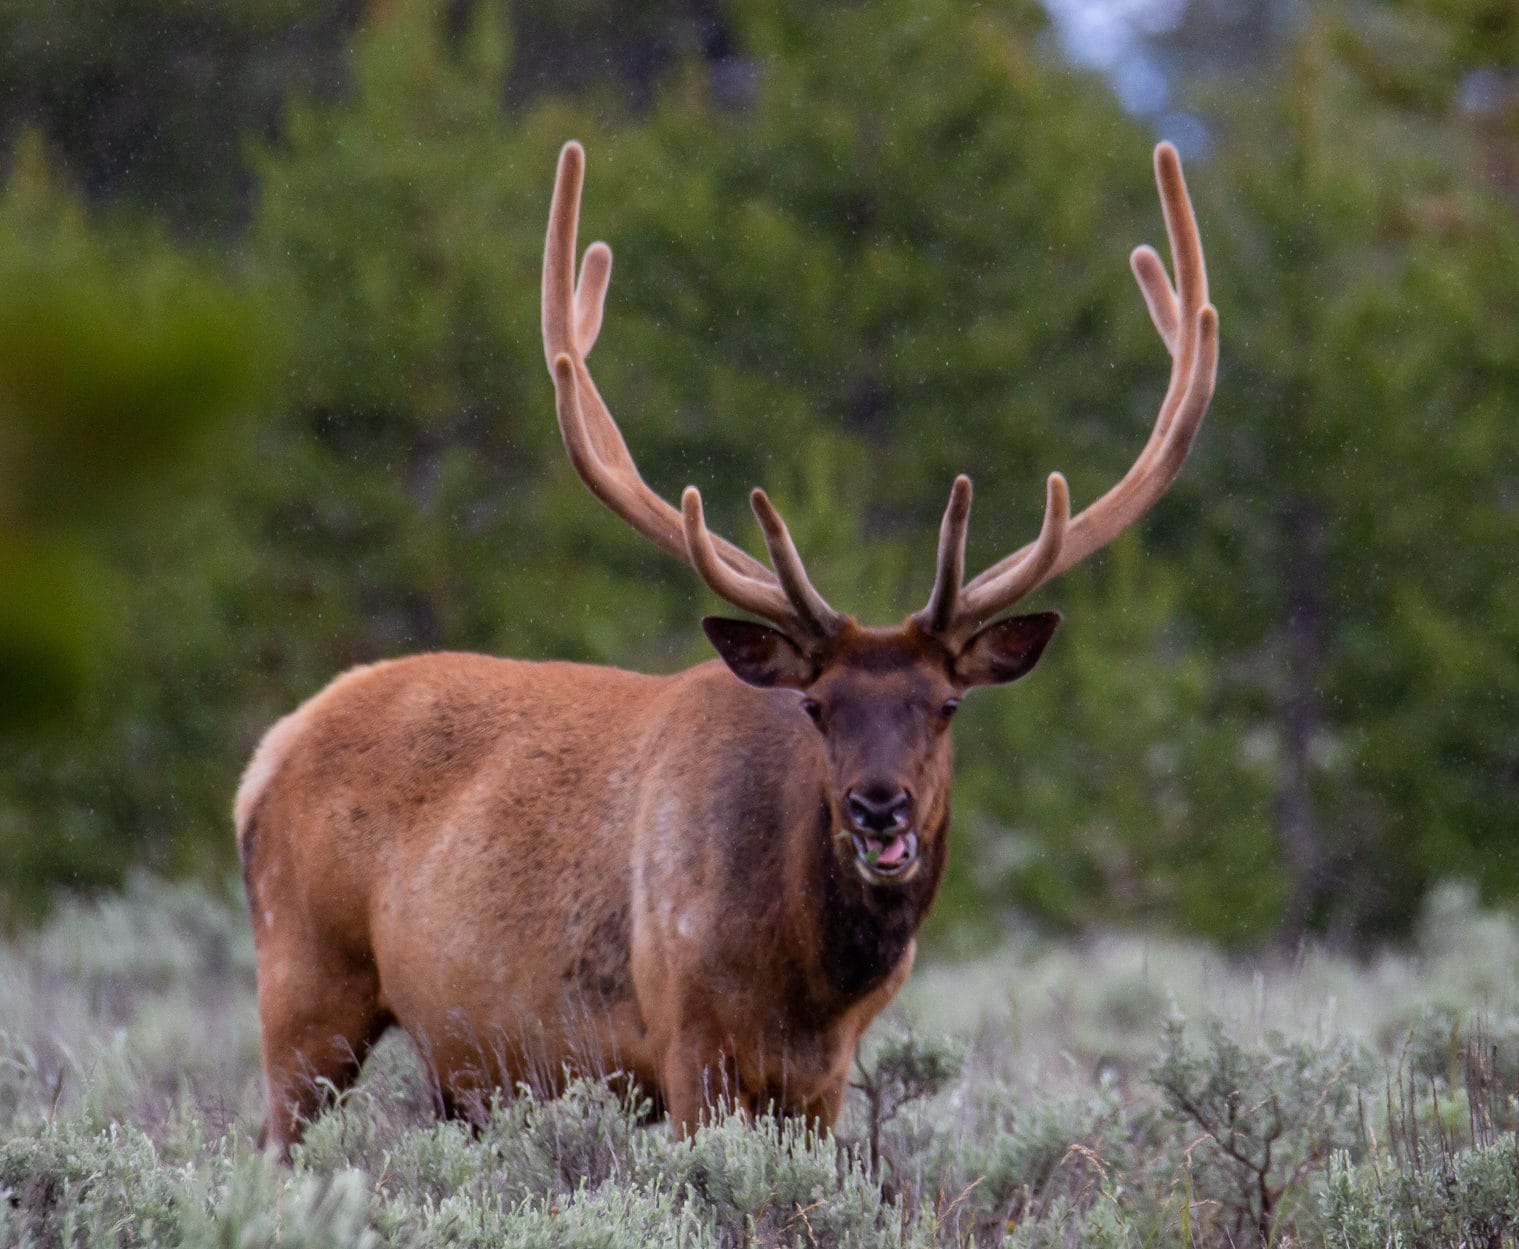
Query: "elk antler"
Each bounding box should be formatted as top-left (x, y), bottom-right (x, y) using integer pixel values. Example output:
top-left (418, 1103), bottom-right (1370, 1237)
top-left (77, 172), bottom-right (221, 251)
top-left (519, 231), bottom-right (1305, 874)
top-left (915, 142), bottom-right (1219, 645)
top-left (543, 141), bottom-right (843, 642)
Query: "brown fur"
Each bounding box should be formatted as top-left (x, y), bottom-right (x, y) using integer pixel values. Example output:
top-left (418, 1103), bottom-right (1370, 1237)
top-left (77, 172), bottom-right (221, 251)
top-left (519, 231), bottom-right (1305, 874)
top-left (237, 628), bottom-right (979, 1155)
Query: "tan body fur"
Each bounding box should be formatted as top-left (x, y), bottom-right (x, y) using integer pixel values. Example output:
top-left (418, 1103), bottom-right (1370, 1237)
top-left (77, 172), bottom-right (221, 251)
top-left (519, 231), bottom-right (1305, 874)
top-left (237, 649), bottom-right (935, 1152)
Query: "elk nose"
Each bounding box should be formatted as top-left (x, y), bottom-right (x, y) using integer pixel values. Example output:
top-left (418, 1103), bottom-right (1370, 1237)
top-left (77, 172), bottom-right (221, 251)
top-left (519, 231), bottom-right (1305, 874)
top-left (845, 787), bottom-right (912, 834)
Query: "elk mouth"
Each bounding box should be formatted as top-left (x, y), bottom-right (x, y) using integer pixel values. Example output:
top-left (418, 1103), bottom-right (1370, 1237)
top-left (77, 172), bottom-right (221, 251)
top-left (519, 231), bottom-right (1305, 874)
top-left (850, 830), bottom-right (919, 883)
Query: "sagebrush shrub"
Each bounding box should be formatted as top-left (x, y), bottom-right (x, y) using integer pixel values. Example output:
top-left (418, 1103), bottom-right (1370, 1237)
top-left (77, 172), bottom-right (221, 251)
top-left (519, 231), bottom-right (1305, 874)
top-left (1320, 1135), bottom-right (1519, 1248)
top-left (1150, 1014), bottom-right (1371, 1246)
top-left (10, 879), bottom-right (1519, 1247)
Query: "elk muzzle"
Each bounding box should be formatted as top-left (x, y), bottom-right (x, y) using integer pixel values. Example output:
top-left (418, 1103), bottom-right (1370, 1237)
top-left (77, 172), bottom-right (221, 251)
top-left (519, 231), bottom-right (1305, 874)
top-left (842, 784), bottom-right (920, 884)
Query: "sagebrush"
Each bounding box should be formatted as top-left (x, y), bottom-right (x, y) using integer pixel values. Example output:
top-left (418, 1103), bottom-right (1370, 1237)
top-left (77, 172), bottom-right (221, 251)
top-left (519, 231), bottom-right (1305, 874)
top-left (6, 878), bottom-right (1519, 1246)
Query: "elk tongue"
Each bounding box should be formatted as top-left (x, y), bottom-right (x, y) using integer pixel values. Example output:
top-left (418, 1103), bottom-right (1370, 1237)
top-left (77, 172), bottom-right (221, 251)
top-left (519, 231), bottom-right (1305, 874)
top-left (872, 835), bottom-right (910, 867)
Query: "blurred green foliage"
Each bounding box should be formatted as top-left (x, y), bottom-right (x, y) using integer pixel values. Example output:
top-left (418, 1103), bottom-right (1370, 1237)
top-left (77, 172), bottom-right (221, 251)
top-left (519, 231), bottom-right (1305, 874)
top-left (0, 133), bottom-right (272, 892)
top-left (0, 0), bottom-right (358, 234)
top-left (0, 0), bottom-right (1514, 945)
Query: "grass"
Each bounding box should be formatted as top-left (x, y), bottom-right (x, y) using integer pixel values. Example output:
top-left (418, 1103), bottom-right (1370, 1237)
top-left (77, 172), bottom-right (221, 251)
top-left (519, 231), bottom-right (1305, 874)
top-left (4, 876), bottom-right (1519, 1246)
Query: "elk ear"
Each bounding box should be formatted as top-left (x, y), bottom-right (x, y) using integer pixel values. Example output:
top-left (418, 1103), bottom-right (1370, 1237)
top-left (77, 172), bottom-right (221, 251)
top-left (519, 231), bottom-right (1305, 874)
top-left (702, 617), bottom-right (816, 689)
top-left (955, 611), bottom-right (1061, 688)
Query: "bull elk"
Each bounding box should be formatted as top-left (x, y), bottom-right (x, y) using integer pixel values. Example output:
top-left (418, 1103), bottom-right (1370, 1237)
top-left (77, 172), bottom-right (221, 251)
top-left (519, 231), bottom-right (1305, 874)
top-left (236, 139), bottom-right (1217, 1156)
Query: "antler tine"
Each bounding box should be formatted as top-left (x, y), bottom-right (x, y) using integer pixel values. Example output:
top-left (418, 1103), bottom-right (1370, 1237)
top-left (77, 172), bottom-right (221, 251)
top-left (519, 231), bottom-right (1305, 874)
top-left (543, 142), bottom-right (584, 369)
top-left (915, 476), bottom-right (973, 635)
top-left (1125, 143), bottom-right (1208, 454)
top-left (574, 241), bottom-right (611, 353)
top-left (1105, 144), bottom-right (1209, 479)
top-left (749, 490), bottom-right (841, 637)
top-left (681, 488), bottom-right (813, 636)
top-left (948, 474), bottom-right (1069, 638)
top-left (1156, 142), bottom-right (1207, 324)
top-left (941, 142), bottom-right (1217, 636)
top-left (542, 141), bottom-right (777, 583)
top-left (1130, 245), bottom-right (1178, 354)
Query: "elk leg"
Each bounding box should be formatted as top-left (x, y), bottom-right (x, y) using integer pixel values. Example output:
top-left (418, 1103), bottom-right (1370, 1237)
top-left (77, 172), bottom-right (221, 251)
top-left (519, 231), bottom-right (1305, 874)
top-left (660, 1042), bottom-right (747, 1137)
top-left (256, 955), bottom-right (390, 1160)
top-left (661, 1055), bottom-right (711, 1138)
top-left (799, 1073), bottom-right (849, 1135)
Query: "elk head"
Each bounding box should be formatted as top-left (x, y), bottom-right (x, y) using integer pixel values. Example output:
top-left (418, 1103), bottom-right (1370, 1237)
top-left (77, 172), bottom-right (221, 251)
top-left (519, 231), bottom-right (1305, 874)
top-left (544, 141), bottom-right (1217, 887)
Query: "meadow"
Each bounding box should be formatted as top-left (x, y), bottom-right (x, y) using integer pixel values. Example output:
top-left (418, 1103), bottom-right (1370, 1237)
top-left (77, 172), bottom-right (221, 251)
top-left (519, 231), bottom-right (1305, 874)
top-left (4, 876), bottom-right (1519, 1247)
top-left (2, 3), bottom-right (1516, 1245)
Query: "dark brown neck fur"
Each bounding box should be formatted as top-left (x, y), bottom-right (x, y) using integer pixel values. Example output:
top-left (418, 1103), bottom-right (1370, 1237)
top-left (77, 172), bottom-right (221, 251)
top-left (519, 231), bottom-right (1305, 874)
top-left (811, 796), bottom-right (947, 1000)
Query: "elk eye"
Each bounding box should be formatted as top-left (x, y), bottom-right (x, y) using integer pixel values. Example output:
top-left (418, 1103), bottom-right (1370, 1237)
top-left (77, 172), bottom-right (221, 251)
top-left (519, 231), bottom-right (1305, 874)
top-left (940, 698), bottom-right (961, 720)
top-left (800, 698), bottom-right (824, 727)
